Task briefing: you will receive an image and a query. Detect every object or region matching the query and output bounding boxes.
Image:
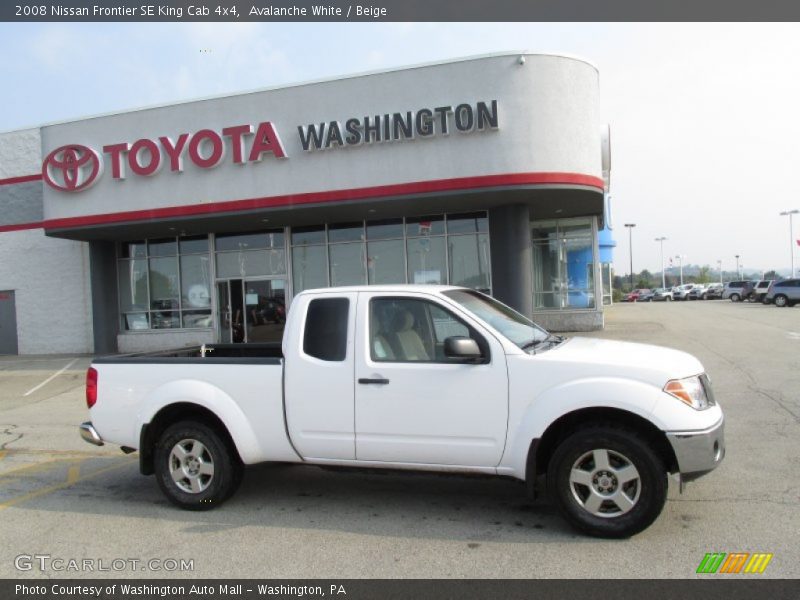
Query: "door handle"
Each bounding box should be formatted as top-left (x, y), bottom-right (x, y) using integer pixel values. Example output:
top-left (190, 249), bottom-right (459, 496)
top-left (358, 378), bottom-right (390, 385)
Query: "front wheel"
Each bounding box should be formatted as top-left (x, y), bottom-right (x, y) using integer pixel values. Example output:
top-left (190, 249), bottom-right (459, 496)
top-left (547, 425), bottom-right (667, 538)
top-left (774, 294), bottom-right (788, 307)
top-left (730, 293), bottom-right (741, 302)
top-left (154, 421), bottom-right (243, 510)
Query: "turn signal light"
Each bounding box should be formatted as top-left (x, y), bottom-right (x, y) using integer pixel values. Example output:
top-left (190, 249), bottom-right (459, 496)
top-left (86, 367), bottom-right (98, 409)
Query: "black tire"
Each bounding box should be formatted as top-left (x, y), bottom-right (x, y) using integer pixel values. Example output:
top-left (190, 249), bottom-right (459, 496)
top-left (774, 294), bottom-right (788, 307)
top-left (154, 421), bottom-right (243, 510)
top-left (730, 293), bottom-right (740, 302)
top-left (547, 425), bottom-right (667, 538)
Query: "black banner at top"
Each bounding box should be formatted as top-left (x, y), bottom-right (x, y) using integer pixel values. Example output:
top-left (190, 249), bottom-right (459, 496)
top-left (4, 0), bottom-right (800, 22)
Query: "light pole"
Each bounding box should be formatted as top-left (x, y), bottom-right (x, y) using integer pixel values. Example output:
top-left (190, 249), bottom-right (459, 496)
top-left (674, 254), bottom-right (685, 287)
top-left (780, 209), bottom-right (799, 277)
top-left (655, 237), bottom-right (667, 288)
top-left (717, 260), bottom-right (723, 285)
top-left (735, 254), bottom-right (741, 279)
top-left (624, 223), bottom-right (636, 290)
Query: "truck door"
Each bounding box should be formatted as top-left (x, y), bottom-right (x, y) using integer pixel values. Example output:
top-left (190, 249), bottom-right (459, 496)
top-left (284, 292), bottom-right (358, 460)
top-left (354, 292), bottom-right (508, 467)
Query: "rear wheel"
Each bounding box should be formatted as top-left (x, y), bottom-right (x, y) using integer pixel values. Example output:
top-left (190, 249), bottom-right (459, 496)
top-left (154, 421), bottom-right (243, 510)
top-left (730, 293), bottom-right (741, 302)
top-left (547, 425), bottom-right (667, 538)
top-left (774, 294), bottom-right (788, 307)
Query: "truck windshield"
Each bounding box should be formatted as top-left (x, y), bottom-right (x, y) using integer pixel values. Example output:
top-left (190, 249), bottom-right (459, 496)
top-left (443, 289), bottom-right (550, 350)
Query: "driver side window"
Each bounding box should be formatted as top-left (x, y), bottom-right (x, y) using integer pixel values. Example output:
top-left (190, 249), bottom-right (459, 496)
top-left (369, 297), bottom-right (478, 363)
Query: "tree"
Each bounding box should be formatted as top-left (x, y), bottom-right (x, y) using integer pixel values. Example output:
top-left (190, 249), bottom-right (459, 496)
top-left (697, 265), bottom-right (711, 283)
top-left (636, 269), bottom-right (653, 288)
top-left (764, 270), bottom-right (779, 280)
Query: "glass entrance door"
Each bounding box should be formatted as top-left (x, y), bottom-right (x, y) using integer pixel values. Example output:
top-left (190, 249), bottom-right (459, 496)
top-left (216, 279), bottom-right (287, 343)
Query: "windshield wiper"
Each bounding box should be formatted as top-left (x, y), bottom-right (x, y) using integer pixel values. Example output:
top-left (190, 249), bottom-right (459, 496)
top-left (521, 333), bottom-right (564, 351)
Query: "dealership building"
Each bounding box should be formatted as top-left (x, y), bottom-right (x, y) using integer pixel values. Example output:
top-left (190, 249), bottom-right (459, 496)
top-left (0, 52), bottom-right (614, 356)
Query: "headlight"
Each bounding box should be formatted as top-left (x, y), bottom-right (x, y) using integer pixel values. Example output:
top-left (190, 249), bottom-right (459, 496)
top-left (663, 374), bottom-right (714, 410)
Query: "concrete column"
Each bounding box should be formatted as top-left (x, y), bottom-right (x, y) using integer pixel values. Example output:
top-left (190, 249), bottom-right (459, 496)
top-left (489, 204), bottom-right (533, 318)
top-left (89, 241), bottom-right (119, 354)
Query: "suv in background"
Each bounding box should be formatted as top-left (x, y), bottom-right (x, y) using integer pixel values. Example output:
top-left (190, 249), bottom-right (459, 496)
top-left (652, 287), bottom-right (674, 301)
top-left (765, 279), bottom-right (800, 307)
top-left (749, 280), bottom-right (774, 303)
top-left (723, 281), bottom-right (756, 302)
top-left (673, 283), bottom-right (696, 301)
top-left (704, 283), bottom-right (724, 299)
top-left (687, 284), bottom-right (707, 300)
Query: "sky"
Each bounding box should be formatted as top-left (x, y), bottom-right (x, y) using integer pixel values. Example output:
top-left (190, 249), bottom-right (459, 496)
top-left (2, 22), bottom-right (800, 276)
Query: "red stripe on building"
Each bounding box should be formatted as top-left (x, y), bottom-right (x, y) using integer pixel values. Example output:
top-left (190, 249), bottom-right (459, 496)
top-left (0, 174), bottom-right (42, 186)
top-left (43, 172), bottom-right (603, 231)
top-left (0, 221), bottom-right (44, 233)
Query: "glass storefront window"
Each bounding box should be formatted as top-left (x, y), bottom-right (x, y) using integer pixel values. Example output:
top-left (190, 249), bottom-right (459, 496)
top-left (407, 236), bottom-right (446, 284)
top-left (118, 259), bottom-right (149, 312)
top-left (448, 233), bottom-right (491, 292)
top-left (148, 238), bottom-right (177, 257)
top-left (532, 218), bottom-right (596, 310)
top-left (179, 236), bottom-right (209, 255)
top-left (291, 226), bottom-right (326, 246)
top-left (292, 244), bottom-right (328, 293)
top-left (215, 248), bottom-right (287, 278)
top-left (406, 215), bottom-right (445, 237)
top-left (215, 231), bottom-right (284, 252)
top-left (367, 218), bottom-right (404, 240)
top-left (328, 222), bottom-right (365, 243)
top-left (117, 236), bottom-right (214, 331)
top-left (367, 239), bottom-right (406, 284)
top-left (329, 243), bottom-right (366, 286)
top-left (447, 213), bottom-right (489, 234)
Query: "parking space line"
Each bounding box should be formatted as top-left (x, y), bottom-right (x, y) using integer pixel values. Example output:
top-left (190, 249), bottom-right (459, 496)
top-left (66, 464), bottom-right (80, 484)
top-left (0, 459), bottom-right (133, 512)
top-left (23, 358), bottom-right (79, 397)
top-left (0, 458), bottom-right (74, 480)
top-left (0, 451), bottom-right (6, 461)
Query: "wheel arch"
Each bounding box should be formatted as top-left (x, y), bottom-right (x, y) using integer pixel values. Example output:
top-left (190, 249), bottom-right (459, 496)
top-left (525, 407), bottom-right (678, 498)
top-left (139, 403), bottom-right (241, 476)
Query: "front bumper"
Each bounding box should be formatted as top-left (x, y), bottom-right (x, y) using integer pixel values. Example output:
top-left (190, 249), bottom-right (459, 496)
top-left (666, 416), bottom-right (725, 482)
top-left (79, 421), bottom-right (104, 446)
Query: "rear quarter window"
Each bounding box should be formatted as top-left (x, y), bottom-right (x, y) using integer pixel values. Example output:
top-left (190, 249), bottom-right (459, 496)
top-left (303, 298), bottom-right (349, 361)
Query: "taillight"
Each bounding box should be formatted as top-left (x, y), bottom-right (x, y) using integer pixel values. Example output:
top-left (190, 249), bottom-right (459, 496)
top-left (86, 367), bottom-right (98, 409)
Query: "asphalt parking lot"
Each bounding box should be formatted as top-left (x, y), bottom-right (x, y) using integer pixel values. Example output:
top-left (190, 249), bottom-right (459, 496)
top-left (0, 300), bottom-right (798, 579)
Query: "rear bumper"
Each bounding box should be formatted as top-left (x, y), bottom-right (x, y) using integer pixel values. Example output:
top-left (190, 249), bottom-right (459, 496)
top-left (79, 422), bottom-right (104, 446)
top-left (666, 416), bottom-right (725, 482)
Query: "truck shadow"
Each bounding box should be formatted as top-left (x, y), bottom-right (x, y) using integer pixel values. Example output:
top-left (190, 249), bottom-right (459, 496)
top-left (2, 457), bottom-right (597, 543)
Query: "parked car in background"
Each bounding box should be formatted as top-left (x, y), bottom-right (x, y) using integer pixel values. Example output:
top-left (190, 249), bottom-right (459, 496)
top-left (704, 283), bottom-right (724, 300)
top-left (765, 279), bottom-right (800, 307)
top-left (673, 284), bottom-right (696, 301)
top-left (722, 281), bottom-right (756, 302)
top-left (638, 289), bottom-right (656, 302)
top-left (623, 288), bottom-right (651, 302)
top-left (687, 285), bottom-right (707, 300)
top-left (652, 288), bottom-right (674, 301)
top-left (749, 280), bottom-right (774, 303)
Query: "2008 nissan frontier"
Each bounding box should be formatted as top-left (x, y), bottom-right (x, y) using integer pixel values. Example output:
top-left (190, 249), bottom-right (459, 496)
top-left (80, 285), bottom-right (724, 537)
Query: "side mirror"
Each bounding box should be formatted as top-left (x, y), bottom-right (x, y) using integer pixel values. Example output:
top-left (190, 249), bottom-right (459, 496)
top-left (444, 336), bottom-right (482, 362)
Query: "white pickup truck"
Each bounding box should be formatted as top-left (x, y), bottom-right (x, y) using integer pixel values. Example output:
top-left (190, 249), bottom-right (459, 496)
top-left (80, 285), bottom-right (724, 537)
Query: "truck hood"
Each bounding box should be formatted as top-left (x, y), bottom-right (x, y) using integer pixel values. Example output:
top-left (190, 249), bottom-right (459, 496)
top-left (540, 336), bottom-right (704, 387)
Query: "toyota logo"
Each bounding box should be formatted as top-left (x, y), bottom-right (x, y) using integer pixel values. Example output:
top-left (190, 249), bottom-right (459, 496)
top-left (42, 144), bottom-right (103, 192)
